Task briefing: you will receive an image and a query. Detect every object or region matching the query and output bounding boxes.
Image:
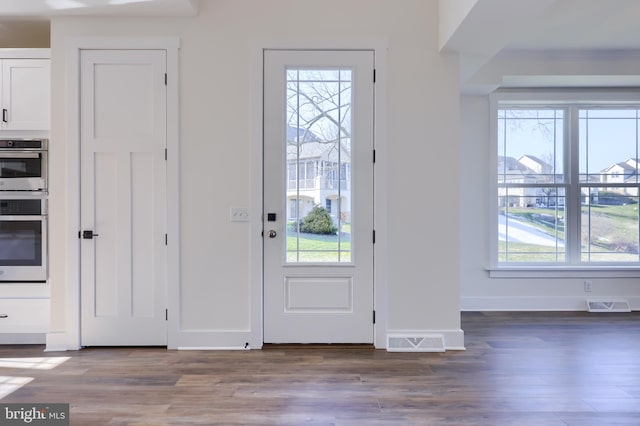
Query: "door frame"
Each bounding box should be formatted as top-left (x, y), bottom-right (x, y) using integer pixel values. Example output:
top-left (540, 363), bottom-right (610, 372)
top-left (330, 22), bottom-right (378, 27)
top-left (55, 37), bottom-right (180, 351)
top-left (249, 39), bottom-right (389, 349)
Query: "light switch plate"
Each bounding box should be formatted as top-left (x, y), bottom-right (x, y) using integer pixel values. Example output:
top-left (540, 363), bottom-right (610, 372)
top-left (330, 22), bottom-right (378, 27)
top-left (230, 207), bottom-right (249, 222)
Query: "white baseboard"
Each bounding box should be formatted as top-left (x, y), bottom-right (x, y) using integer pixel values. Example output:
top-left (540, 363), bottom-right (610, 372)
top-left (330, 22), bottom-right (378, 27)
top-left (461, 296), bottom-right (640, 311)
top-left (45, 331), bottom-right (81, 351)
top-left (386, 329), bottom-right (465, 351)
top-left (177, 346), bottom-right (251, 351)
top-left (0, 333), bottom-right (45, 345)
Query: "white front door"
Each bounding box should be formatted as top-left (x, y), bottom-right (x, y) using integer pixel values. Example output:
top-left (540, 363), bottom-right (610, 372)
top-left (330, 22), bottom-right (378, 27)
top-left (80, 50), bottom-right (167, 346)
top-left (263, 50), bottom-right (375, 343)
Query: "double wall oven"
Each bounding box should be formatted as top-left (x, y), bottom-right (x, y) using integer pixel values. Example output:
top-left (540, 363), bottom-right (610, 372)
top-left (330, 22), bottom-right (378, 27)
top-left (0, 139), bottom-right (47, 282)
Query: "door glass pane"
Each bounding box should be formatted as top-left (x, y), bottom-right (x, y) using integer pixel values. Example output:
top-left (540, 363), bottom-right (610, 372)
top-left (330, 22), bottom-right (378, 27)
top-left (286, 68), bottom-right (352, 263)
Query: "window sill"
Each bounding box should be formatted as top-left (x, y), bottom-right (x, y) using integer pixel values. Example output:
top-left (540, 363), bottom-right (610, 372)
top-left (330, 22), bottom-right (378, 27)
top-left (487, 267), bottom-right (640, 278)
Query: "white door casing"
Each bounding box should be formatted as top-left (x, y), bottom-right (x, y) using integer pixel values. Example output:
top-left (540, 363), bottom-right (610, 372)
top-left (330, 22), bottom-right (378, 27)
top-left (80, 49), bottom-right (167, 346)
top-left (263, 50), bottom-right (375, 344)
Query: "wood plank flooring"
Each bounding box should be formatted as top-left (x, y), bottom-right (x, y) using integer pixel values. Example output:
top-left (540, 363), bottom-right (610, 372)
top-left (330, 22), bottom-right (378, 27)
top-left (0, 311), bottom-right (639, 425)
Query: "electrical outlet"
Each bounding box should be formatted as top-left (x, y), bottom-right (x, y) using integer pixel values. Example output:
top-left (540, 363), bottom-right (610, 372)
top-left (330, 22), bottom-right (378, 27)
top-left (230, 207), bottom-right (249, 222)
top-left (584, 280), bottom-right (592, 292)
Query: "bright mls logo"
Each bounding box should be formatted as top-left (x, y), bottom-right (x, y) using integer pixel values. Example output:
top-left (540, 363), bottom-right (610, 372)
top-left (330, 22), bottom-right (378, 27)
top-left (0, 404), bottom-right (69, 425)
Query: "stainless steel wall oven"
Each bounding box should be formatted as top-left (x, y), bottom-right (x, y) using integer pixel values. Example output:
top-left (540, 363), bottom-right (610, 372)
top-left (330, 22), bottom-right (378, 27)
top-left (0, 196), bottom-right (47, 282)
top-left (0, 138), bottom-right (48, 282)
top-left (0, 139), bottom-right (47, 191)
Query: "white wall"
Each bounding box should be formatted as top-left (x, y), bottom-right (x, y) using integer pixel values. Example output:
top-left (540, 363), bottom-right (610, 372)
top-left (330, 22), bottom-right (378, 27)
top-left (48, 0), bottom-right (463, 349)
top-left (460, 52), bottom-right (640, 311)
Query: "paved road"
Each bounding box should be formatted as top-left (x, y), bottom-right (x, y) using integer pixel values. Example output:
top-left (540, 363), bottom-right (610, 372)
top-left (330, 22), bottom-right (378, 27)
top-left (498, 214), bottom-right (563, 247)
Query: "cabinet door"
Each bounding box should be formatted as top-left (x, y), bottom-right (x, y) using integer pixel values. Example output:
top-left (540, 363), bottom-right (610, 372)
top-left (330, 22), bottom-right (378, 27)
top-left (0, 299), bottom-right (49, 333)
top-left (1, 59), bottom-right (50, 130)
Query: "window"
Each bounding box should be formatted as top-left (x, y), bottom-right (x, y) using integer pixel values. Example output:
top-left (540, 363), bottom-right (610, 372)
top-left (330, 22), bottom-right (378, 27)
top-left (492, 92), bottom-right (640, 269)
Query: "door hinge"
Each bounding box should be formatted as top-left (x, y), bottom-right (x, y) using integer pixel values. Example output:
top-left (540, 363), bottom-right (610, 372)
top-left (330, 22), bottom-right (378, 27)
top-left (373, 310), bottom-right (376, 324)
top-left (165, 148), bottom-right (167, 161)
top-left (373, 149), bottom-right (376, 163)
top-left (373, 69), bottom-right (376, 83)
top-left (165, 309), bottom-right (168, 321)
top-left (164, 73), bottom-right (167, 86)
top-left (373, 230), bottom-right (376, 244)
top-left (165, 234), bottom-right (168, 245)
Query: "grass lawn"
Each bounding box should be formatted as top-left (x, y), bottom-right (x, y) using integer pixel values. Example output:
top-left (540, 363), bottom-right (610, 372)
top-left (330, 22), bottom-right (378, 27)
top-left (498, 240), bottom-right (565, 262)
top-left (502, 203), bottom-right (640, 261)
top-left (503, 206), bottom-right (565, 238)
top-left (286, 229), bottom-right (351, 262)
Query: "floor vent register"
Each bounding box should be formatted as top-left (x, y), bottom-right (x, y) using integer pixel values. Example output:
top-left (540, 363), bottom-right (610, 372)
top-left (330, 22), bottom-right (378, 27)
top-left (387, 334), bottom-right (446, 352)
top-left (586, 300), bottom-right (631, 313)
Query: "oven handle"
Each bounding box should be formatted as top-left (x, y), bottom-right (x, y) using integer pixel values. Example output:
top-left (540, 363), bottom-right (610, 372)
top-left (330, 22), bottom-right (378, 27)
top-left (0, 152), bottom-right (41, 158)
top-left (0, 191), bottom-right (47, 198)
top-left (0, 215), bottom-right (46, 220)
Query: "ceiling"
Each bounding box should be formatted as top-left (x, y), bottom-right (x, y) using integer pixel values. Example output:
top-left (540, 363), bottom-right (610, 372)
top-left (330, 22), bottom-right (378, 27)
top-left (506, 0), bottom-right (640, 51)
top-left (0, 0), bottom-right (199, 48)
top-left (2, 0), bottom-right (640, 92)
top-left (440, 0), bottom-right (640, 93)
top-left (0, 0), bottom-right (637, 51)
top-left (0, 0), bottom-right (199, 17)
top-left (442, 0), bottom-right (640, 53)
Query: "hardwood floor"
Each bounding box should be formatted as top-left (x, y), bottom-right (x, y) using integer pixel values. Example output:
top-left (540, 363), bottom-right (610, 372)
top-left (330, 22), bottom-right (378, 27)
top-left (1, 312), bottom-right (639, 425)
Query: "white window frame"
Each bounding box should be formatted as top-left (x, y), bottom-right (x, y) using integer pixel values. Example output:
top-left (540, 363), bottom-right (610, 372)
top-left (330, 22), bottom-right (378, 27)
top-left (489, 90), bottom-right (640, 278)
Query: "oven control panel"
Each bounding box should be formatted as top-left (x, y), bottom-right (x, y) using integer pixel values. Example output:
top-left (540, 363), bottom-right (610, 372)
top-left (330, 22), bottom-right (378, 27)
top-left (0, 139), bottom-right (47, 150)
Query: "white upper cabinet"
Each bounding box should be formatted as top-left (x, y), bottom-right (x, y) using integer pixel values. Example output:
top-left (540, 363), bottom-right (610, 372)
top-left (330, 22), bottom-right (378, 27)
top-left (1, 58), bottom-right (50, 131)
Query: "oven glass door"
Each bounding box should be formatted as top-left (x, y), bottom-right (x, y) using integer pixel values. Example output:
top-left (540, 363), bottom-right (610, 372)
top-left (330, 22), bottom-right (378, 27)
top-left (0, 220), bottom-right (43, 267)
top-left (0, 153), bottom-right (43, 178)
top-left (0, 152), bottom-right (46, 191)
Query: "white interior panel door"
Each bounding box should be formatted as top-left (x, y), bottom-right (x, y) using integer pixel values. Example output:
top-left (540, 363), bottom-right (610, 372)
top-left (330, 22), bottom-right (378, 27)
top-left (263, 50), bottom-right (375, 343)
top-left (80, 50), bottom-right (167, 346)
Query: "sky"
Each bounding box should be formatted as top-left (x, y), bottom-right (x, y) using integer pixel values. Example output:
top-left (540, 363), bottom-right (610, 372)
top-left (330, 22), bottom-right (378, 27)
top-left (498, 109), bottom-right (640, 174)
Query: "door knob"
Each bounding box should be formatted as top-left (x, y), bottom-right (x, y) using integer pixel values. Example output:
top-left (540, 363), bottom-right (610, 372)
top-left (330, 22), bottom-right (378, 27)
top-left (82, 230), bottom-right (99, 239)
top-left (268, 230), bottom-right (277, 238)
